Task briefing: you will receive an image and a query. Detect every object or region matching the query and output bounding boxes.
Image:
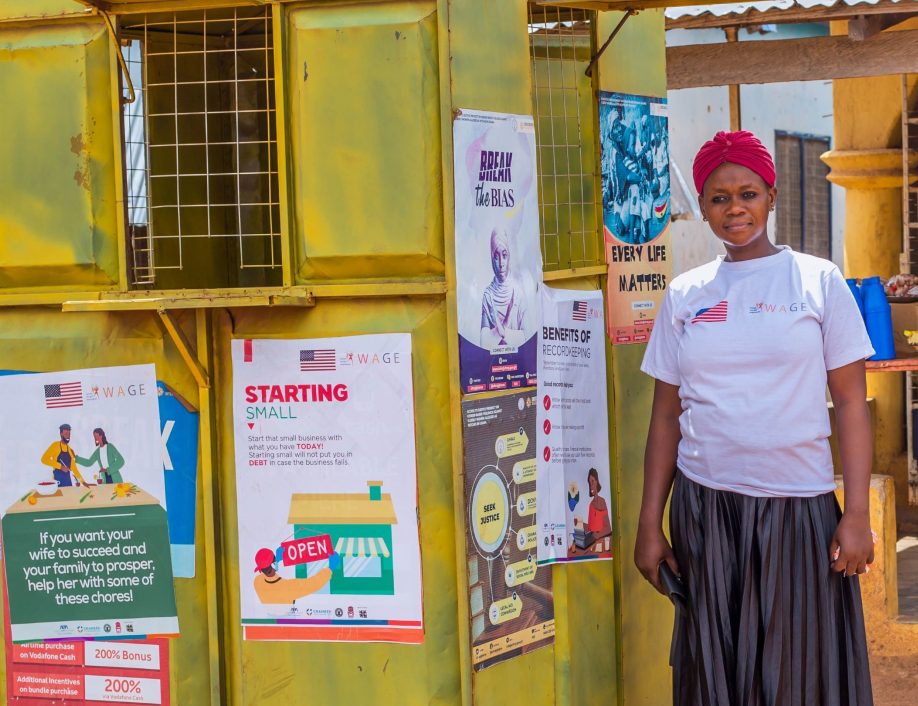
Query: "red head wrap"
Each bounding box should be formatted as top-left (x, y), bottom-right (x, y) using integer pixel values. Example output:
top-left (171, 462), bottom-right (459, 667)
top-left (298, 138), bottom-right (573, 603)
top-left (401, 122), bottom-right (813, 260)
top-left (692, 130), bottom-right (776, 194)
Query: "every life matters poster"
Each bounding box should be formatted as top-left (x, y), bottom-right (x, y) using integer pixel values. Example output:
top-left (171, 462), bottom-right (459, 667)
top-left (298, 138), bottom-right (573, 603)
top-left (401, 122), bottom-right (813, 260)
top-left (231, 335), bottom-right (423, 643)
top-left (454, 109), bottom-right (543, 394)
top-left (599, 91), bottom-right (673, 344)
top-left (462, 391), bottom-right (554, 671)
top-left (536, 288), bottom-right (613, 565)
top-left (0, 365), bottom-right (178, 643)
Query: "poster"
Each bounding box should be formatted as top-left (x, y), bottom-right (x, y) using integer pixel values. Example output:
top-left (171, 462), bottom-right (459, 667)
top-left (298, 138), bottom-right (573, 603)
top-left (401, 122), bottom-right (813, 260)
top-left (535, 288), bottom-right (613, 565)
top-left (454, 109), bottom-right (543, 394)
top-left (599, 91), bottom-right (672, 344)
top-left (0, 373), bottom-right (198, 580)
top-left (462, 391), bottom-right (554, 671)
top-left (231, 335), bottom-right (423, 643)
top-left (157, 382), bottom-right (198, 579)
top-left (4, 584), bottom-right (170, 706)
top-left (0, 365), bottom-right (178, 643)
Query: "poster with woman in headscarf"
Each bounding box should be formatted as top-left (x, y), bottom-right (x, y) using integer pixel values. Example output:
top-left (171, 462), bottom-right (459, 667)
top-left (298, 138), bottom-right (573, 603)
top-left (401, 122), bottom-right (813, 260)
top-left (453, 110), bottom-right (543, 394)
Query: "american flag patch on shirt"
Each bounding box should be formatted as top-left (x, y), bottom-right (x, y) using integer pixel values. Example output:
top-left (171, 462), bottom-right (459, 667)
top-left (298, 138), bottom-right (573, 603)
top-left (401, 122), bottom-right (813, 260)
top-left (691, 301), bottom-right (728, 324)
top-left (45, 382), bottom-right (83, 409)
top-left (300, 349), bottom-right (336, 372)
top-left (572, 301), bottom-right (588, 322)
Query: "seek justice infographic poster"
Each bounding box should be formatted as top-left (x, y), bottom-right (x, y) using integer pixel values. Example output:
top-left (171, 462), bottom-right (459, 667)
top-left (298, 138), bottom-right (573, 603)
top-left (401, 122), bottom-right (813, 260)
top-left (454, 109), bottom-right (543, 393)
top-left (0, 365), bottom-right (178, 644)
top-left (599, 91), bottom-right (672, 344)
top-left (231, 335), bottom-right (423, 643)
top-left (536, 288), bottom-right (613, 565)
top-left (462, 391), bottom-right (554, 671)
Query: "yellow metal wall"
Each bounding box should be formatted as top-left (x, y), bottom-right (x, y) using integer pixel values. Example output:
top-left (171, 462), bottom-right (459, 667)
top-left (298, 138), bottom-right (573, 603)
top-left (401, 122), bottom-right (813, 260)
top-left (0, 19), bottom-right (121, 291)
top-left (0, 2), bottom-right (673, 704)
top-left (596, 10), bottom-right (674, 706)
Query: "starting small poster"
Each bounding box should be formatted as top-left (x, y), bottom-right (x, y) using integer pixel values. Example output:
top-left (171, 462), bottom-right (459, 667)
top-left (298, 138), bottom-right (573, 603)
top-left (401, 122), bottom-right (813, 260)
top-left (454, 109), bottom-right (543, 394)
top-left (462, 390), bottom-right (554, 671)
top-left (0, 364), bottom-right (178, 644)
top-left (536, 288), bottom-right (613, 564)
top-left (599, 91), bottom-right (672, 344)
top-left (231, 334), bottom-right (423, 643)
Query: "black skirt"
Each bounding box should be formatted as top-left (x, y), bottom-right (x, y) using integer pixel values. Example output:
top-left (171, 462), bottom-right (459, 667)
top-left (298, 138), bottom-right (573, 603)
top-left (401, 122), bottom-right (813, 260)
top-left (669, 471), bottom-right (873, 706)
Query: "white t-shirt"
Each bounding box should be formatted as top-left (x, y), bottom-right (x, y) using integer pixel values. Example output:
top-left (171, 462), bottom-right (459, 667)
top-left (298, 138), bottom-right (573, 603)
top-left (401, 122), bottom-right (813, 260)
top-left (640, 246), bottom-right (874, 497)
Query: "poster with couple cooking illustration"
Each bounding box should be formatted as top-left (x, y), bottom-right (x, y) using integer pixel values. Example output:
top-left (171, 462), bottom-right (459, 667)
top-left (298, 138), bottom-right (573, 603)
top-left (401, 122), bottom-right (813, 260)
top-left (0, 364), bottom-right (178, 643)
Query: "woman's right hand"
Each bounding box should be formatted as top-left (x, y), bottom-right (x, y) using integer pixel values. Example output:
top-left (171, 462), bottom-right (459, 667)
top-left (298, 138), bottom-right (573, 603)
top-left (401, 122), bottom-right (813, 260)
top-left (634, 524), bottom-right (680, 595)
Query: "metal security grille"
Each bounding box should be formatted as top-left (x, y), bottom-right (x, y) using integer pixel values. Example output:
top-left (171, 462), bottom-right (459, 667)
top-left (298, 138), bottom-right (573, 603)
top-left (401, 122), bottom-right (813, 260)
top-left (775, 132), bottom-right (831, 260)
top-left (120, 7), bottom-right (281, 289)
top-left (527, 4), bottom-right (602, 272)
top-left (122, 38), bottom-right (154, 286)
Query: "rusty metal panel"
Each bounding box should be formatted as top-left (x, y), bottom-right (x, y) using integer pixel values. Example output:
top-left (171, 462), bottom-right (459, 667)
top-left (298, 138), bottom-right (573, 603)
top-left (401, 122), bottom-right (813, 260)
top-left (286, 2), bottom-right (444, 281)
top-left (0, 1), bottom-right (88, 22)
top-left (0, 21), bottom-right (121, 290)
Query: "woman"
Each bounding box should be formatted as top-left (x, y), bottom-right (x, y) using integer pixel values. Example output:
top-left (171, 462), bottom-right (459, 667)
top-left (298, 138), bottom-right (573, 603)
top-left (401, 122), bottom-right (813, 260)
top-left (479, 228), bottom-right (529, 348)
top-left (585, 468), bottom-right (611, 538)
top-left (635, 131), bottom-right (874, 705)
top-left (76, 428), bottom-right (125, 485)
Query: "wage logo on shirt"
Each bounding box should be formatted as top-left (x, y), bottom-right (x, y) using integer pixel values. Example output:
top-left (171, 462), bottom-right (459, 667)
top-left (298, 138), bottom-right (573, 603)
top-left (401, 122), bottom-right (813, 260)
top-left (691, 300), bottom-right (728, 324)
top-left (748, 301), bottom-right (808, 314)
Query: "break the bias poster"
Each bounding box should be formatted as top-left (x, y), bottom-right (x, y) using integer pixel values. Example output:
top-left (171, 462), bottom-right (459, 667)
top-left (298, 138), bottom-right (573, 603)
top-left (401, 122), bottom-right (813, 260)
top-left (0, 365), bottom-right (178, 644)
top-left (536, 288), bottom-right (613, 565)
top-left (462, 390), bottom-right (554, 671)
top-left (599, 91), bottom-right (673, 344)
top-left (231, 335), bottom-right (424, 644)
top-left (454, 109), bottom-right (543, 394)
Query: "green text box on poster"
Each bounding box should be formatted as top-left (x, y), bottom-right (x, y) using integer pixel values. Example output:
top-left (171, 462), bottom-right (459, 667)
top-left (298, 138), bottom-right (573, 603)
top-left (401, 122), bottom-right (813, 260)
top-left (3, 498), bottom-right (177, 642)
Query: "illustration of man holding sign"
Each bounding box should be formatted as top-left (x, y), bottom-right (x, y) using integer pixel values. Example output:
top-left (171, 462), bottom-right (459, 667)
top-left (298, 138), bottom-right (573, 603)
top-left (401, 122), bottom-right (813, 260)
top-left (253, 538), bottom-right (341, 607)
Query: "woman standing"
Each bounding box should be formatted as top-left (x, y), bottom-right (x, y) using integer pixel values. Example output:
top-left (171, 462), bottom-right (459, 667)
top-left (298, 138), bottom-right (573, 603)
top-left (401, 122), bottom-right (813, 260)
top-left (76, 428), bottom-right (125, 485)
top-left (635, 131), bottom-right (874, 705)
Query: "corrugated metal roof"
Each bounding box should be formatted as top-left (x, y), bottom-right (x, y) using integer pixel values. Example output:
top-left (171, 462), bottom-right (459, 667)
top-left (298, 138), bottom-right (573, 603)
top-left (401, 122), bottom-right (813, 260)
top-left (666, 0), bottom-right (910, 20)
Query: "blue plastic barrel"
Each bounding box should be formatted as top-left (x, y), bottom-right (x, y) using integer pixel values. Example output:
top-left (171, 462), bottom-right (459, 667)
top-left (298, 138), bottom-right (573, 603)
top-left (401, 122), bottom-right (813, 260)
top-left (846, 278), bottom-right (865, 318)
top-left (861, 276), bottom-right (895, 360)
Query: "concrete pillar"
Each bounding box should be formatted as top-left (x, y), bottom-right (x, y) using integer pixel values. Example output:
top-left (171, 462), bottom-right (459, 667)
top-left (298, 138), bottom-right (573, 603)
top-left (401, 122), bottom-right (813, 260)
top-left (821, 67), bottom-right (916, 485)
top-left (821, 147), bottom-right (905, 480)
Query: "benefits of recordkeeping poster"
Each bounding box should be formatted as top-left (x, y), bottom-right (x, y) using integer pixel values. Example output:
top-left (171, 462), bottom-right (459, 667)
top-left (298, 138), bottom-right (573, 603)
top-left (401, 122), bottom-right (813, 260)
top-left (600, 91), bottom-right (673, 344)
top-left (462, 390), bottom-right (554, 671)
top-left (536, 288), bottom-right (613, 565)
top-left (454, 109), bottom-right (543, 394)
top-left (231, 335), bottom-right (423, 643)
top-left (0, 364), bottom-right (178, 644)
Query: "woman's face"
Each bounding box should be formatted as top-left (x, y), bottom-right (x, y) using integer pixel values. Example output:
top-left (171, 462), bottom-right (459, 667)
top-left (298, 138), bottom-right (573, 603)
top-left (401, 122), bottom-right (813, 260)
top-left (93, 431), bottom-right (102, 446)
top-left (588, 473), bottom-right (598, 496)
top-left (491, 242), bottom-right (510, 282)
top-left (699, 163), bottom-right (776, 257)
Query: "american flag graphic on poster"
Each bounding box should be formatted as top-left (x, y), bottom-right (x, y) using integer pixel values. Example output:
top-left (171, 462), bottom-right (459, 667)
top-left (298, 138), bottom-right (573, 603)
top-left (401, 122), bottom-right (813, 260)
top-left (300, 349), bottom-right (336, 372)
top-left (572, 301), bottom-right (588, 322)
top-left (44, 382), bottom-right (83, 409)
top-left (691, 301), bottom-right (728, 324)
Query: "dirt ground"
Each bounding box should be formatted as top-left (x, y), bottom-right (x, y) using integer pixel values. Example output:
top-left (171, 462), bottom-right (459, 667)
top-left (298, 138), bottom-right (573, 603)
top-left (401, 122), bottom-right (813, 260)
top-left (871, 654), bottom-right (918, 706)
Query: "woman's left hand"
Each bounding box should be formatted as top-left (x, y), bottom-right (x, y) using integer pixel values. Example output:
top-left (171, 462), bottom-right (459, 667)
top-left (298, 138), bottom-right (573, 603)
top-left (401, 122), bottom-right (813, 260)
top-left (830, 510), bottom-right (875, 577)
